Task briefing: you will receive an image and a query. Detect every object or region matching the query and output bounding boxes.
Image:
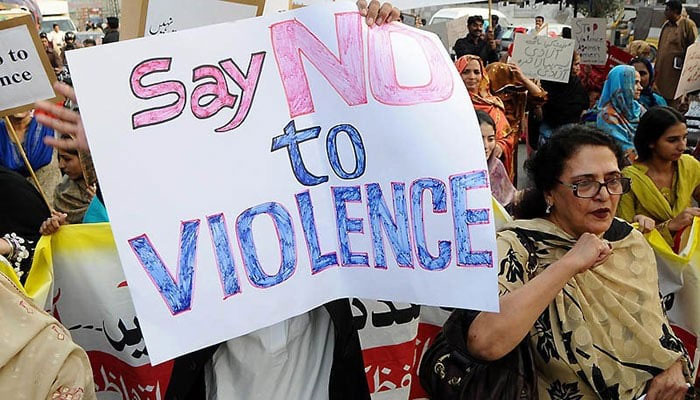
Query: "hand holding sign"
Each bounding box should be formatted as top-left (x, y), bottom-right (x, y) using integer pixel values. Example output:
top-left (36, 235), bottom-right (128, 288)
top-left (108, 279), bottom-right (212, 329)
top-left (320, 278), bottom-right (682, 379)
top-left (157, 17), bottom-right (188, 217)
top-left (0, 15), bottom-right (62, 210)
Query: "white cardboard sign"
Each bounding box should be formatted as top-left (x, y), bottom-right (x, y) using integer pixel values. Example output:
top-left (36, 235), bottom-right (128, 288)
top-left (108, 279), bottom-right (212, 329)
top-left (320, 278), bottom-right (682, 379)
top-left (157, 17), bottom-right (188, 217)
top-left (68, 2), bottom-right (498, 364)
top-left (0, 15), bottom-right (60, 117)
top-left (143, 0), bottom-right (266, 36)
top-left (573, 18), bottom-right (607, 65)
top-left (675, 42), bottom-right (700, 99)
top-left (511, 33), bottom-right (575, 83)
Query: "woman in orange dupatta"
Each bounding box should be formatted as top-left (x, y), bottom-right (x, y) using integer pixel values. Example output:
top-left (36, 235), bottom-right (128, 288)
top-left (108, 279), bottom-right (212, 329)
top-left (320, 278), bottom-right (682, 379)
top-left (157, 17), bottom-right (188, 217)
top-left (456, 55), bottom-right (516, 179)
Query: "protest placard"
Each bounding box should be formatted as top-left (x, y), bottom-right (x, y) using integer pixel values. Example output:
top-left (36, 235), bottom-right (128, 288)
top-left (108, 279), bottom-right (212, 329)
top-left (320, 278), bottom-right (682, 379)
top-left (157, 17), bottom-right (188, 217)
top-left (573, 18), bottom-right (607, 65)
top-left (68, 2), bottom-right (498, 364)
top-left (0, 15), bottom-right (60, 117)
top-left (511, 33), bottom-right (574, 83)
top-left (121, 0), bottom-right (269, 39)
top-left (446, 15), bottom-right (469, 52)
top-left (675, 42), bottom-right (700, 99)
top-left (420, 15), bottom-right (467, 53)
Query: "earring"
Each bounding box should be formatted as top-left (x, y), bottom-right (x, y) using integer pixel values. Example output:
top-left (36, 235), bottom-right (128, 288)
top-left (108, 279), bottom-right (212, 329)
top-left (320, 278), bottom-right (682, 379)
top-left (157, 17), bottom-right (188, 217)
top-left (545, 202), bottom-right (553, 214)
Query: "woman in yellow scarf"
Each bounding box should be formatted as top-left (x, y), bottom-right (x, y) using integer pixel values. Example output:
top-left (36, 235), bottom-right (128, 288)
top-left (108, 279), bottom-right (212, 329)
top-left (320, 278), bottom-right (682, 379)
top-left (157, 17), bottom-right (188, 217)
top-left (618, 106), bottom-right (700, 246)
top-left (462, 126), bottom-right (693, 399)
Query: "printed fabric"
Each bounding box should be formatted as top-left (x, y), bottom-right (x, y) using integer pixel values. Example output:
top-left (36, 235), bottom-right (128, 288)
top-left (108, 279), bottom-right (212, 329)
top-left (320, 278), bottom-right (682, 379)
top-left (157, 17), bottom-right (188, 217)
top-left (0, 271), bottom-right (96, 400)
top-left (497, 218), bottom-right (692, 399)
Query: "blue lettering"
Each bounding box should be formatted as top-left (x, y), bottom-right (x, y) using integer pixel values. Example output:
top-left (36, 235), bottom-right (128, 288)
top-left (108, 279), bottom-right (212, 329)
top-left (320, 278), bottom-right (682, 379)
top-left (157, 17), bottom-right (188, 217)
top-left (271, 120), bottom-right (328, 186)
top-left (236, 202), bottom-right (297, 288)
top-left (332, 186), bottom-right (369, 266)
top-left (366, 183), bottom-right (413, 268)
top-left (326, 124), bottom-right (366, 179)
top-left (128, 220), bottom-right (200, 315)
top-left (410, 179), bottom-right (451, 271)
top-left (207, 213), bottom-right (242, 298)
top-left (295, 191), bottom-right (339, 274)
top-left (450, 171), bottom-right (492, 267)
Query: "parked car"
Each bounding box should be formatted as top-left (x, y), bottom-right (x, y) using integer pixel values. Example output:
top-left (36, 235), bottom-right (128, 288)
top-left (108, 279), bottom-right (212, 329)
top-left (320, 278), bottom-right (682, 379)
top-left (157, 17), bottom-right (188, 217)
top-left (429, 7), bottom-right (511, 28)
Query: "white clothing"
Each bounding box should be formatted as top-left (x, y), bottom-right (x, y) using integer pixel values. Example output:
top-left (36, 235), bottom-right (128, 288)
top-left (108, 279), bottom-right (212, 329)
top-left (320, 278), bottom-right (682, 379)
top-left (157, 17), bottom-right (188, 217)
top-left (205, 307), bottom-right (335, 400)
top-left (47, 30), bottom-right (65, 47)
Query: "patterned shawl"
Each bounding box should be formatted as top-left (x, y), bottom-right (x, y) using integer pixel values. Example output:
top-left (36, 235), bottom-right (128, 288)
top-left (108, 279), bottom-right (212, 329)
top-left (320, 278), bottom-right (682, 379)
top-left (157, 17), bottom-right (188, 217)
top-left (497, 218), bottom-right (692, 399)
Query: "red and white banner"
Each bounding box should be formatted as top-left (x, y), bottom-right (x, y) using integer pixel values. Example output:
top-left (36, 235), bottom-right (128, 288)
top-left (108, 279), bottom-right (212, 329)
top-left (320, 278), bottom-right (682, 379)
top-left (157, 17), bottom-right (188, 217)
top-left (35, 224), bottom-right (173, 399)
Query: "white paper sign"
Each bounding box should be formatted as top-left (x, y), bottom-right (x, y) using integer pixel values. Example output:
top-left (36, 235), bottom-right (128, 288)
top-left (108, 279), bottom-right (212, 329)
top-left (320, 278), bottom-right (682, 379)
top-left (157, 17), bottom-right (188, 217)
top-left (68, 2), bottom-right (498, 364)
top-left (511, 33), bottom-right (575, 83)
top-left (573, 18), bottom-right (607, 65)
top-left (0, 16), bottom-right (59, 116)
top-left (144, 0), bottom-right (267, 36)
top-left (675, 42), bottom-right (700, 99)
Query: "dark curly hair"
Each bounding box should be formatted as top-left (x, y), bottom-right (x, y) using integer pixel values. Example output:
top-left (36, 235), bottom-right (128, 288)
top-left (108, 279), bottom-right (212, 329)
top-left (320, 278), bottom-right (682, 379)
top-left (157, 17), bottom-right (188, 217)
top-left (634, 106), bottom-right (686, 162)
top-left (514, 124), bottom-right (624, 219)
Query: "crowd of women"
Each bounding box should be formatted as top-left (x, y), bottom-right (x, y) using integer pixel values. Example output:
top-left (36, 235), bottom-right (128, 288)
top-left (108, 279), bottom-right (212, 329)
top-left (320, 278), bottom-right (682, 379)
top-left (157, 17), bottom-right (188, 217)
top-left (1, 1), bottom-right (700, 398)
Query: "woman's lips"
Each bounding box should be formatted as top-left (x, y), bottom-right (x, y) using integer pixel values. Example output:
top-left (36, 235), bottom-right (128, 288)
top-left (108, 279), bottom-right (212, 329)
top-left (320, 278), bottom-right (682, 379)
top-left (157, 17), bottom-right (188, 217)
top-left (591, 208), bottom-right (611, 219)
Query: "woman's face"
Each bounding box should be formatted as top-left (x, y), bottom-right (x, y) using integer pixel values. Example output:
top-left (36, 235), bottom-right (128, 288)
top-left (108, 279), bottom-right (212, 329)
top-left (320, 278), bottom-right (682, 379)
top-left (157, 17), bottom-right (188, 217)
top-left (571, 53), bottom-right (581, 76)
top-left (480, 122), bottom-right (496, 159)
top-left (547, 145), bottom-right (622, 237)
top-left (651, 122), bottom-right (687, 162)
top-left (58, 151), bottom-right (83, 181)
top-left (461, 59), bottom-right (482, 92)
top-left (632, 62), bottom-right (650, 88)
top-left (633, 71), bottom-right (643, 100)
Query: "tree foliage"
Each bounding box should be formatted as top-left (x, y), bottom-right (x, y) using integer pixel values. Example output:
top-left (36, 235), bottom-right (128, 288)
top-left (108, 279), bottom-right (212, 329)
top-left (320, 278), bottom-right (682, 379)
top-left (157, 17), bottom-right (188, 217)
top-left (577, 0), bottom-right (625, 18)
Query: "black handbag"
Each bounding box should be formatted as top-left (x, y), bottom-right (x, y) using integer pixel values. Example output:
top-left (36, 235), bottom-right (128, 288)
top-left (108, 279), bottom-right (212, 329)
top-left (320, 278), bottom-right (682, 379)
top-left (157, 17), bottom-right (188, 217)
top-left (419, 308), bottom-right (538, 399)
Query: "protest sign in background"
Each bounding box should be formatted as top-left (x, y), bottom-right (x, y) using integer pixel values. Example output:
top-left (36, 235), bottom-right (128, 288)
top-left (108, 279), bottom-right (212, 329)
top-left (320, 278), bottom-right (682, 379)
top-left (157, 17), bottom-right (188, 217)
top-left (68, 2), bottom-right (498, 364)
top-left (675, 42), bottom-right (700, 99)
top-left (0, 15), bottom-right (60, 117)
top-left (573, 18), bottom-right (607, 65)
top-left (33, 224), bottom-right (173, 400)
top-left (121, 0), bottom-right (271, 39)
top-left (511, 33), bottom-right (574, 83)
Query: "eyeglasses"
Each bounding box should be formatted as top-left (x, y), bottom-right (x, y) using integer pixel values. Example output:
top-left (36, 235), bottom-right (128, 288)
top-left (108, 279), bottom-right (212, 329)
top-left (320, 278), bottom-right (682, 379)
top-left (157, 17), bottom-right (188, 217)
top-left (556, 177), bottom-right (631, 198)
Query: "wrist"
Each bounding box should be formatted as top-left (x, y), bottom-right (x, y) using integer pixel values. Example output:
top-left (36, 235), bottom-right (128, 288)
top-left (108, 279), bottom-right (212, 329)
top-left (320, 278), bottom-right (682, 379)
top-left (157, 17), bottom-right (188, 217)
top-left (0, 238), bottom-right (10, 256)
top-left (552, 254), bottom-right (581, 278)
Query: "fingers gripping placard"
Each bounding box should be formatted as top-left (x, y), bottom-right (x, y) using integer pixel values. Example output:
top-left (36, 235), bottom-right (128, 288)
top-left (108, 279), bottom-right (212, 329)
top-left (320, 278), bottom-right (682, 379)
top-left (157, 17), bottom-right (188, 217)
top-left (0, 15), bottom-right (61, 117)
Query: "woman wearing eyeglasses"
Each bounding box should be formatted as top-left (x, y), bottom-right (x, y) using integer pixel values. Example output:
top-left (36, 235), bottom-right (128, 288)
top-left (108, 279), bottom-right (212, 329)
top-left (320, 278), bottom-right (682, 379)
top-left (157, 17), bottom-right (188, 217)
top-left (618, 106), bottom-right (700, 247)
top-left (460, 125), bottom-right (693, 399)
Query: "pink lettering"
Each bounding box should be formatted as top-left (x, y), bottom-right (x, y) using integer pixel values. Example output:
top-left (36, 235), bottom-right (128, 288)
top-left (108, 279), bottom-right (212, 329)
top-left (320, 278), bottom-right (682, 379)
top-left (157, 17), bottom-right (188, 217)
top-left (130, 58), bottom-right (187, 130)
top-left (216, 52), bottom-right (266, 133)
top-left (191, 65), bottom-right (237, 120)
top-left (270, 12), bottom-right (367, 118)
top-left (368, 24), bottom-right (453, 105)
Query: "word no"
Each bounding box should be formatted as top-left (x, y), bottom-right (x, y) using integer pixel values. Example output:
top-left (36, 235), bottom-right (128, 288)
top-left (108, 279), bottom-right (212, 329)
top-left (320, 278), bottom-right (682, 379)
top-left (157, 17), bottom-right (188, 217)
top-left (129, 172), bottom-right (492, 315)
top-left (0, 48), bottom-right (33, 87)
top-left (128, 12), bottom-right (454, 132)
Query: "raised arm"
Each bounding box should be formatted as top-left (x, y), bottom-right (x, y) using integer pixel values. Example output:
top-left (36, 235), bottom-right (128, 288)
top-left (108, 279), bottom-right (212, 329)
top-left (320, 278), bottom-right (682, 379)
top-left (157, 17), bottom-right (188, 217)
top-left (467, 233), bottom-right (611, 360)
